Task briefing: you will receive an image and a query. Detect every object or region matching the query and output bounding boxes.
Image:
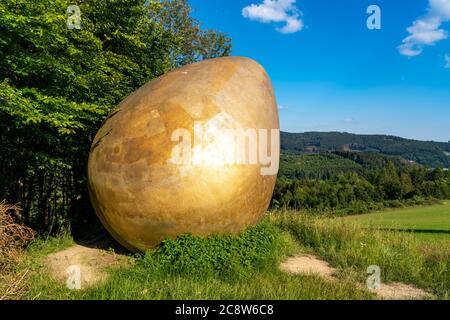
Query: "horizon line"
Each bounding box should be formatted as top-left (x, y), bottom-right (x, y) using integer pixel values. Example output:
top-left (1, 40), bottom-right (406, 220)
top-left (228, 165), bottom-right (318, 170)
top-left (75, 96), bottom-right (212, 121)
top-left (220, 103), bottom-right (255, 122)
top-left (280, 130), bottom-right (450, 144)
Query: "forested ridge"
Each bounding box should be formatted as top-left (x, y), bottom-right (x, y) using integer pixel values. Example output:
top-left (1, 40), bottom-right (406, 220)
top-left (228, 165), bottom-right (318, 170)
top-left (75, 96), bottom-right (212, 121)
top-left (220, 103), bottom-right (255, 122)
top-left (281, 131), bottom-right (450, 168)
top-left (273, 151), bottom-right (450, 214)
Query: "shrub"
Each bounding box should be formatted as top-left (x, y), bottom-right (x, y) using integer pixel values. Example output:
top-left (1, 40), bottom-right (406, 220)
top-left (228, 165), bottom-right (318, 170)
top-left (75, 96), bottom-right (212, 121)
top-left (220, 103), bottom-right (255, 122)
top-left (0, 201), bottom-right (35, 272)
top-left (139, 222), bottom-right (291, 279)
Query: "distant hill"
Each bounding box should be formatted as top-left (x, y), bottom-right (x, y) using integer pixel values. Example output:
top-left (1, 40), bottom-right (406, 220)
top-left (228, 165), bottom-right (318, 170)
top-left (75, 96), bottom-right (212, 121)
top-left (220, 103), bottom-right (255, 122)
top-left (279, 151), bottom-right (419, 180)
top-left (280, 132), bottom-right (450, 168)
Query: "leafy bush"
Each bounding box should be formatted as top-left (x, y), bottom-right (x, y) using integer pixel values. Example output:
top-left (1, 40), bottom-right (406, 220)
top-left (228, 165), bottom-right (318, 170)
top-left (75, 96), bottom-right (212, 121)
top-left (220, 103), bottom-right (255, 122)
top-left (139, 222), bottom-right (291, 279)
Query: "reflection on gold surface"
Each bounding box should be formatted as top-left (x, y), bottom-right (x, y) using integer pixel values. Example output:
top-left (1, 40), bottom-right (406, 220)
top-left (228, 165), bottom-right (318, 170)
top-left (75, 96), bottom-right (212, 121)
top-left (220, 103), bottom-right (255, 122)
top-left (88, 57), bottom-right (279, 252)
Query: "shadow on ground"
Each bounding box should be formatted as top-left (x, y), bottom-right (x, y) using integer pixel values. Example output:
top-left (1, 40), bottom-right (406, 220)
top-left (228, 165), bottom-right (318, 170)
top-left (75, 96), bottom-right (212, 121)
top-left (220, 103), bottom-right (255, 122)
top-left (74, 228), bottom-right (132, 255)
top-left (370, 228), bottom-right (450, 235)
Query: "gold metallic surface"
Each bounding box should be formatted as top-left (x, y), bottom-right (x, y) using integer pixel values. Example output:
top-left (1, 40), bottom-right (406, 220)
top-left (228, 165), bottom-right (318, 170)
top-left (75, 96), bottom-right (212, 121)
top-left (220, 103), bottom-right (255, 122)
top-left (87, 57), bottom-right (279, 252)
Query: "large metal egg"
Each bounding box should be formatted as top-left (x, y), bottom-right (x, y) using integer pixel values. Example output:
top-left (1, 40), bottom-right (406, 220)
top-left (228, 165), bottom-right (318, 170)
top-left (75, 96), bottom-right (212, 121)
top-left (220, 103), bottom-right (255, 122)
top-left (87, 57), bottom-right (279, 251)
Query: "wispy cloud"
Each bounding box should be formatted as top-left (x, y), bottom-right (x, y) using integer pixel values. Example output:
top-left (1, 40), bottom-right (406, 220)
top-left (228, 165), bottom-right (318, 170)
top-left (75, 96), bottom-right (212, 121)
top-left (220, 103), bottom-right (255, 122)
top-left (398, 0), bottom-right (450, 57)
top-left (445, 54), bottom-right (450, 68)
top-left (242, 0), bottom-right (304, 34)
top-left (343, 117), bottom-right (355, 123)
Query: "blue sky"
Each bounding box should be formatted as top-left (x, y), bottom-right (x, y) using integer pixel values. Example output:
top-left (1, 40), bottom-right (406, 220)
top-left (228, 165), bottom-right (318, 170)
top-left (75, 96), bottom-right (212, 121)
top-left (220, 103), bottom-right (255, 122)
top-left (188, 0), bottom-right (450, 142)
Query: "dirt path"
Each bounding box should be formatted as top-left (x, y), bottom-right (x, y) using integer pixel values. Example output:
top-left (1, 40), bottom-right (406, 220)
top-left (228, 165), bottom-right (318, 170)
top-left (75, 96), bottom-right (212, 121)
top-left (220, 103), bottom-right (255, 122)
top-left (280, 255), bottom-right (337, 281)
top-left (279, 254), bottom-right (432, 300)
top-left (44, 238), bottom-right (129, 289)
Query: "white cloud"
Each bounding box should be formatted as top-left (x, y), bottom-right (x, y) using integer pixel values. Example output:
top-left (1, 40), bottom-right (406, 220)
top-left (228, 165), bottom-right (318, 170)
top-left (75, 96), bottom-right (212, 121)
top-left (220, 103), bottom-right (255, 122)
top-left (242, 0), bottom-right (304, 34)
top-left (430, 0), bottom-right (450, 19)
top-left (445, 54), bottom-right (450, 68)
top-left (398, 0), bottom-right (450, 56)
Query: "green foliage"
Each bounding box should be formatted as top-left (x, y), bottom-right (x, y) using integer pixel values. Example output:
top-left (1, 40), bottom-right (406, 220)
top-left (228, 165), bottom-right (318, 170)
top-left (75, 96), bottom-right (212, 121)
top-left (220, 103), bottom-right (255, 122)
top-left (279, 153), bottom-right (363, 179)
top-left (281, 131), bottom-right (450, 168)
top-left (140, 222), bottom-right (288, 279)
top-left (0, 0), bottom-right (231, 234)
top-left (274, 152), bottom-right (450, 213)
top-left (147, 0), bottom-right (232, 65)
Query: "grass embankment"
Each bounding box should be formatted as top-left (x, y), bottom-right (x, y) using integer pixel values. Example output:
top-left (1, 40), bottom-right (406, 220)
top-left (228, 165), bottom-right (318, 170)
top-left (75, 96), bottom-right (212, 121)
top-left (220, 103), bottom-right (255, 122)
top-left (5, 203), bottom-right (450, 300)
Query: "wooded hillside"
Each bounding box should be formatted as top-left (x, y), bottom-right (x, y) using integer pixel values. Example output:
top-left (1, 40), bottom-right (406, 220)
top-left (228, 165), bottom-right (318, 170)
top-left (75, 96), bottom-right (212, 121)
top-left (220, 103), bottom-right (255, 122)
top-left (281, 131), bottom-right (450, 168)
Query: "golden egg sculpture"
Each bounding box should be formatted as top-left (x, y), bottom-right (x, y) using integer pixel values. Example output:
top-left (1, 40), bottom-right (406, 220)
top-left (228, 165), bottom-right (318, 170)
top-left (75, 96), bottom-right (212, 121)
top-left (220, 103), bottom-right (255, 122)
top-left (87, 56), bottom-right (280, 252)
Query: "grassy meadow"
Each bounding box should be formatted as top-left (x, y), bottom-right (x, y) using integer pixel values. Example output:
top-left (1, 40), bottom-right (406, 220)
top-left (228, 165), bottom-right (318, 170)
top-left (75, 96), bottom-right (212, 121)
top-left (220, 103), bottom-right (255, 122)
top-left (3, 202), bottom-right (449, 300)
top-left (345, 201), bottom-right (450, 243)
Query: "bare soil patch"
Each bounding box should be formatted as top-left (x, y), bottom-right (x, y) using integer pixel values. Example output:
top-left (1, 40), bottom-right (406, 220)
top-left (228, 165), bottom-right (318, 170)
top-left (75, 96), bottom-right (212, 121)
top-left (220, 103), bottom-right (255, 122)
top-left (44, 243), bottom-right (128, 289)
top-left (373, 282), bottom-right (432, 300)
top-left (280, 254), bottom-right (432, 300)
top-left (279, 254), bottom-right (337, 280)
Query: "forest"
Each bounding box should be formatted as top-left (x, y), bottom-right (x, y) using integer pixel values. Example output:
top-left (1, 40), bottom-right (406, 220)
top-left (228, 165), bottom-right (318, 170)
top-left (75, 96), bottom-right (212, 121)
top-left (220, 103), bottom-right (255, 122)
top-left (281, 131), bottom-right (450, 168)
top-left (273, 151), bottom-right (450, 214)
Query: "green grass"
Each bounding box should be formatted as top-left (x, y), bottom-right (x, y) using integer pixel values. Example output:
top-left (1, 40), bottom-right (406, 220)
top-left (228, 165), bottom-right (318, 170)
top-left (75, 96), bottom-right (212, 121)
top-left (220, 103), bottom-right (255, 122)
top-left (20, 222), bottom-right (373, 300)
top-left (345, 201), bottom-right (450, 243)
top-left (6, 206), bottom-right (450, 300)
top-left (271, 212), bottom-right (449, 298)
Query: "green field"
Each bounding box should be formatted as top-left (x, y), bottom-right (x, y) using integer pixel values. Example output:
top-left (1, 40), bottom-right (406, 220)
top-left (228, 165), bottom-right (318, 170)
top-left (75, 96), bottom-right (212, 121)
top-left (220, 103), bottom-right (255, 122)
top-left (345, 201), bottom-right (450, 243)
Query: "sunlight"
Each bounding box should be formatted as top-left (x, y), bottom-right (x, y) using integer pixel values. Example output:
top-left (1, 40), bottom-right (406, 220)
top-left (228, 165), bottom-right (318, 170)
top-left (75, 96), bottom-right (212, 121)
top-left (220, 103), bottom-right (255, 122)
top-left (192, 113), bottom-right (238, 167)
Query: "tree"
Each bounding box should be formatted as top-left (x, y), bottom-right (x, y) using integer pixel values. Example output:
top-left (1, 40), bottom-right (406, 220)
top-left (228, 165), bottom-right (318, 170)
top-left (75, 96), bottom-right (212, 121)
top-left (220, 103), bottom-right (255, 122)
top-left (147, 0), bottom-right (232, 65)
top-left (378, 162), bottom-right (402, 200)
top-left (0, 0), bottom-right (231, 234)
top-left (400, 172), bottom-right (414, 198)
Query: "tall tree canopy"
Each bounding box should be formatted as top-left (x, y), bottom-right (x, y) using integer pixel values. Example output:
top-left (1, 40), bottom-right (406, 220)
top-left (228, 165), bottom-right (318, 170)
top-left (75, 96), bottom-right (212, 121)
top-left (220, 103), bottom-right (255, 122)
top-left (0, 0), bottom-right (231, 234)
